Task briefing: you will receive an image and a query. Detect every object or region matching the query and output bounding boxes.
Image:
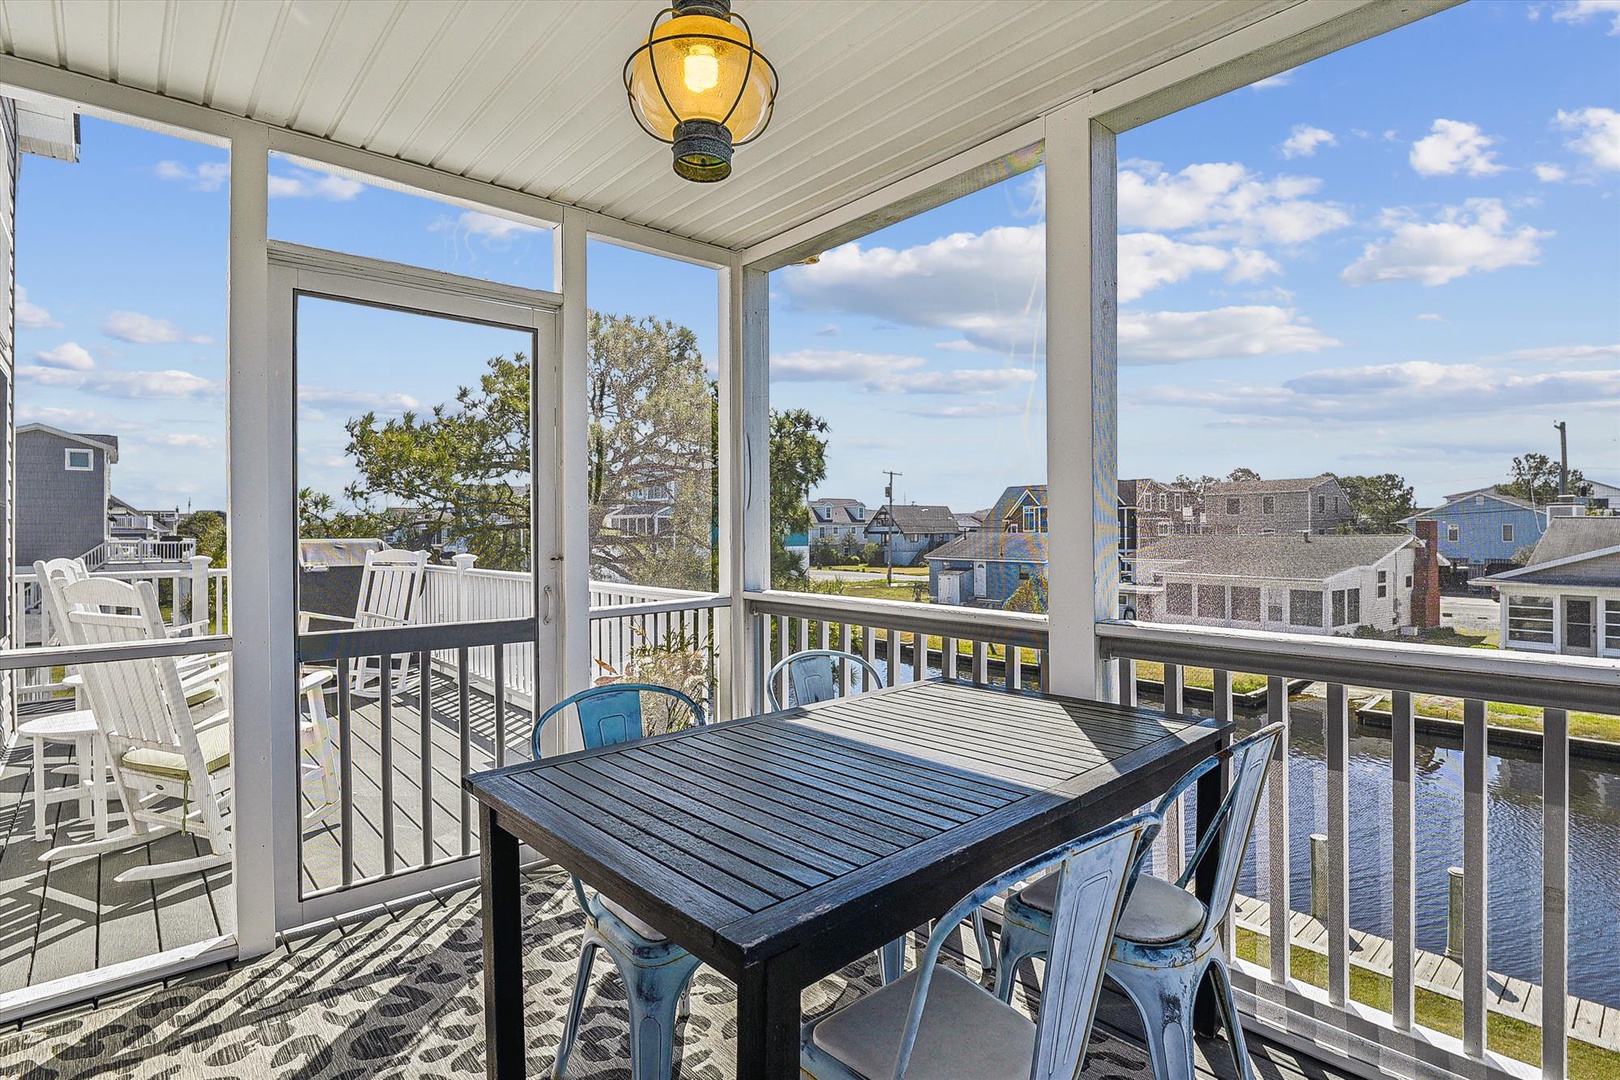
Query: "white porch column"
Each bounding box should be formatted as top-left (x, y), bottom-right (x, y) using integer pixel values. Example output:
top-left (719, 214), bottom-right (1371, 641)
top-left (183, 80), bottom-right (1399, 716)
top-left (553, 210), bottom-right (591, 705)
top-left (1044, 101), bottom-right (1118, 700)
top-left (227, 125), bottom-right (293, 953)
top-left (719, 258), bottom-right (770, 719)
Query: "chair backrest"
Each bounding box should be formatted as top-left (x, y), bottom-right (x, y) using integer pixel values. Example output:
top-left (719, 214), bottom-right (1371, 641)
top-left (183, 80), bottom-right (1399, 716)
top-left (60, 576), bottom-right (199, 754)
top-left (532, 683), bottom-right (706, 760)
top-left (354, 548), bottom-right (429, 630)
top-left (892, 812), bottom-right (1158, 1080)
top-left (33, 557), bottom-right (89, 646)
top-left (766, 649), bottom-right (885, 710)
top-left (1149, 723), bottom-right (1283, 951)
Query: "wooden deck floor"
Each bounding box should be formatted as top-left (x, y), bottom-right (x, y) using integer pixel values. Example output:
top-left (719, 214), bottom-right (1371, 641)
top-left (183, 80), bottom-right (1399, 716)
top-left (0, 667), bottom-right (532, 1000)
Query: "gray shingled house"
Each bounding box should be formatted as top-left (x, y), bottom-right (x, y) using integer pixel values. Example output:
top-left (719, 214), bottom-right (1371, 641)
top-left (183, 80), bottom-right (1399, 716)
top-left (1475, 516), bottom-right (1620, 658)
top-left (864, 503), bottom-right (961, 567)
top-left (14, 424), bottom-right (117, 569)
top-left (1205, 473), bottom-right (1352, 536)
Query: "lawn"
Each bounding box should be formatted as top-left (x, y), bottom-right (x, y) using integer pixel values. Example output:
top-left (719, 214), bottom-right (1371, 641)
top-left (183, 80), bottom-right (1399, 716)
top-left (1362, 693), bottom-right (1620, 744)
top-left (1236, 929), bottom-right (1619, 1077)
top-left (1130, 661), bottom-right (1270, 696)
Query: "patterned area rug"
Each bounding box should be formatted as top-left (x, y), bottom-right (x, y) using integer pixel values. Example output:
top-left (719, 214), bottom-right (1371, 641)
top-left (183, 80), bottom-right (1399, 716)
top-left (0, 869), bottom-right (1259, 1079)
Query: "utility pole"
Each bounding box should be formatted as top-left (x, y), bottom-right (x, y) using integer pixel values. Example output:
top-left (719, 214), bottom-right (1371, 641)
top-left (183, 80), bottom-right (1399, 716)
top-left (882, 470), bottom-right (902, 587)
top-left (1554, 421), bottom-right (1569, 497)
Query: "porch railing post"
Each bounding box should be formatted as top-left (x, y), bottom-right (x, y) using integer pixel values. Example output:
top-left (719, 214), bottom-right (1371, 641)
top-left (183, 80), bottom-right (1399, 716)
top-left (188, 555), bottom-right (211, 632)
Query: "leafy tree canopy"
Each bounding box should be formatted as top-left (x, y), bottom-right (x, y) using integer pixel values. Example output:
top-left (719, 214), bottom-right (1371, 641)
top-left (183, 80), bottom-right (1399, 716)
top-left (1336, 473), bottom-right (1418, 534)
top-left (1226, 467), bottom-right (1261, 483)
top-left (176, 510), bottom-right (228, 566)
top-left (1496, 453), bottom-right (1586, 506)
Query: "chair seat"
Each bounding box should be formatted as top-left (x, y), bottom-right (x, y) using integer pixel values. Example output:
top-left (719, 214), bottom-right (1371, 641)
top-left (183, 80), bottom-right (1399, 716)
top-left (121, 722), bottom-right (231, 781)
top-left (810, 966), bottom-right (1035, 1080)
top-left (1020, 872), bottom-right (1205, 946)
top-left (597, 895), bottom-right (666, 941)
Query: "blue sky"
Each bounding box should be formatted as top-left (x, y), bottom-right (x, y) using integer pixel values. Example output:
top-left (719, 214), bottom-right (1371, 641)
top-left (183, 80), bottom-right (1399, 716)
top-left (12, 0), bottom-right (1619, 520)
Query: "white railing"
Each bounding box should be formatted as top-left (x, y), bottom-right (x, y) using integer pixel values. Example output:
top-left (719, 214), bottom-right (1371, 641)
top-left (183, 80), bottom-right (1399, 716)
top-left (81, 537), bottom-right (198, 570)
top-left (1097, 620), bottom-right (1620, 1080)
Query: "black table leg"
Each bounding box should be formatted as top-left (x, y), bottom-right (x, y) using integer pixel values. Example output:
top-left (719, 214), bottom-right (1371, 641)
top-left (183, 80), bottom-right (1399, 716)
top-left (1193, 731), bottom-right (1231, 1037)
top-left (737, 959), bottom-right (801, 1079)
top-left (481, 803), bottom-right (526, 1080)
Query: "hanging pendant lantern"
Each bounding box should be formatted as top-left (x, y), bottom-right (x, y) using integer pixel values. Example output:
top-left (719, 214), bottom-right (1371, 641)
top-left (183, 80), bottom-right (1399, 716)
top-left (624, 0), bottom-right (778, 183)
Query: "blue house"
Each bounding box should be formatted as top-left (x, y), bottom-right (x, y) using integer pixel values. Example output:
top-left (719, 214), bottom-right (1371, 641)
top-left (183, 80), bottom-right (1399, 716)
top-left (927, 484), bottom-right (1049, 607)
top-left (1401, 488), bottom-right (1547, 583)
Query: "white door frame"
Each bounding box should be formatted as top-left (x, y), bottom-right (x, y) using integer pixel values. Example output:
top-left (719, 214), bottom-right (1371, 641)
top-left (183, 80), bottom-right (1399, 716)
top-left (254, 241), bottom-right (563, 934)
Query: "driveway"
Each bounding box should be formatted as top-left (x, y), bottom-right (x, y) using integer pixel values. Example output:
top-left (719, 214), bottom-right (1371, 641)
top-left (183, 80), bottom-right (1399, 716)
top-left (1441, 594), bottom-right (1499, 635)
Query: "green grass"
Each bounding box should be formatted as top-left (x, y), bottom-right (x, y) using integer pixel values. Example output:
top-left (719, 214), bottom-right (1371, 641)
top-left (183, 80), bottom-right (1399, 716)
top-left (1235, 929), bottom-right (1620, 1077)
top-left (1362, 694), bottom-right (1620, 744)
top-left (1131, 662), bottom-right (1269, 696)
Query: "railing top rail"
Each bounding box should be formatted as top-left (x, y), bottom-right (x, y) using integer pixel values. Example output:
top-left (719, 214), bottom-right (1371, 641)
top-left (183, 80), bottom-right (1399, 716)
top-left (587, 595), bottom-right (728, 620)
top-left (745, 589), bottom-right (1051, 650)
top-left (0, 634), bottom-right (232, 671)
top-left (297, 616), bottom-right (535, 662)
top-left (588, 581), bottom-right (723, 603)
top-left (1096, 620), bottom-right (1620, 715)
top-left (13, 567), bottom-right (229, 584)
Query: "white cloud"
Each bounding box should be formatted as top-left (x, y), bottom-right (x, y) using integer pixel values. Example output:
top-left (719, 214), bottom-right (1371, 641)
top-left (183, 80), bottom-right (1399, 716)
top-left (1491, 342), bottom-right (1620, 362)
top-left (16, 286), bottom-right (61, 329)
top-left (1408, 120), bottom-right (1506, 177)
top-left (905, 402), bottom-right (1025, 419)
top-left (1555, 107), bottom-right (1620, 170)
top-left (144, 432), bottom-right (220, 449)
top-left (1118, 234), bottom-right (1278, 302)
top-left (18, 364), bottom-right (219, 398)
top-left (35, 342), bottom-right (96, 370)
top-left (101, 310), bottom-right (213, 345)
top-left (1553, 1), bottom-right (1620, 33)
top-left (1117, 162), bottom-right (1351, 245)
top-left (267, 170), bottom-right (365, 201)
top-left (1341, 199), bottom-right (1548, 287)
top-left (430, 210), bottom-right (547, 242)
top-left (1279, 125), bottom-right (1336, 159)
top-left (770, 348), bottom-right (1034, 396)
top-left (154, 160), bottom-right (230, 192)
top-left (1250, 72), bottom-right (1293, 90)
top-left (297, 386), bottom-right (421, 412)
top-left (1119, 306), bottom-right (1339, 364)
top-left (1416, 313), bottom-right (1446, 323)
top-left (782, 227), bottom-right (1045, 354)
top-left (1151, 360), bottom-right (1620, 423)
top-left (1533, 163), bottom-right (1568, 182)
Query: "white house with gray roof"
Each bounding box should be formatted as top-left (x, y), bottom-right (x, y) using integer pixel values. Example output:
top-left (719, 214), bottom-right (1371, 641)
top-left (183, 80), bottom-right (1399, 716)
top-left (1475, 517), bottom-right (1620, 658)
top-left (1128, 532), bottom-right (1419, 635)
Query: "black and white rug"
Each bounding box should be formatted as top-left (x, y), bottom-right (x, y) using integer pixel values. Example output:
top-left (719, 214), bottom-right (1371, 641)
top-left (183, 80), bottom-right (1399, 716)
top-left (0, 869), bottom-right (1262, 1079)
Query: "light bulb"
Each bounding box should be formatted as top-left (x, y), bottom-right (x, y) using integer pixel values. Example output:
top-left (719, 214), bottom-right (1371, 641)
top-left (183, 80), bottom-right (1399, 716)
top-left (684, 44), bottom-right (719, 93)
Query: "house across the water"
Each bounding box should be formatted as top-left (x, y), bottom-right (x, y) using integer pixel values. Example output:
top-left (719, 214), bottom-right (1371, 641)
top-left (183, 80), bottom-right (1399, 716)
top-left (865, 503), bottom-right (961, 567)
top-left (1475, 516), bottom-right (1620, 658)
top-left (1401, 487), bottom-right (1547, 586)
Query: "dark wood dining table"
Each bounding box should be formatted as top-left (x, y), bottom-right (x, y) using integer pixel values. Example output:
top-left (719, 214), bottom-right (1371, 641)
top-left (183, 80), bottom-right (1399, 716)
top-left (465, 678), bottom-right (1229, 1080)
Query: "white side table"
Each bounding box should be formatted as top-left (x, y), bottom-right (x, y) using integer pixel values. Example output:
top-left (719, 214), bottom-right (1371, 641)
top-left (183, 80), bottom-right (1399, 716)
top-left (18, 710), bottom-right (107, 841)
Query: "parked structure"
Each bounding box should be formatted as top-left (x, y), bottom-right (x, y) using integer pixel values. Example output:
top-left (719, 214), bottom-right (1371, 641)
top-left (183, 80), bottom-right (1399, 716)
top-left (1127, 532), bottom-right (1423, 635)
top-left (1475, 516), bottom-right (1620, 657)
top-left (13, 424), bottom-right (118, 569)
top-left (1205, 473), bottom-right (1351, 536)
top-left (927, 531), bottom-right (1048, 607)
top-left (864, 503), bottom-right (961, 567)
top-left (1401, 488), bottom-right (1546, 586)
top-left (807, 498), bottom-right (868, 544)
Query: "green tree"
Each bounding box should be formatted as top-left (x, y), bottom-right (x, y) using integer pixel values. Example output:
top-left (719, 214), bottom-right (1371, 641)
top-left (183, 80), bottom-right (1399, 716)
top-left (769, 408), bottom-right (830, 584)
top-left (176, 510), bottom-right (228, 566)
top-left (296, 488), bottom-right (391, 543)
top-left (1496, 452), bottom-right (1586, 506)
top-left (1336, 473), bottom-right (1418, 534)
top-left (1226, 467), bottom-right (1261, 483)
top-left (1003, 574), bottom-right (1048, 614)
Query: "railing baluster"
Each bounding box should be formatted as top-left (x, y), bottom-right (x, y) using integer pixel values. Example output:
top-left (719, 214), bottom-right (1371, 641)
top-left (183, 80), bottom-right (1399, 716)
top-left (861, 621), bottom-right (876, 689)
top-left (1267, 675), bottom-right (1291, 987)
top-left (1325, 681), bottom-right (1350, 1008)
top-left (910, 628), bottom-right (924, 684)
top-left (380, 653), bottom-right (396, 877)
top-left (971, 639), bottom-right (986, 686)
top-left (1118, 656), bottom-right (1136, 707)
top-left (1543, 706), bottom-right (1569, 1080)
top-left (494, 645), bottom-right (508, 768)
top-left (796, 615), bottom-right (809, 656)
top-left (941, 636), bottom-right (956, 682)
top-left (1391, 689), bottom-right (1415, 1032)
top-left (1462, 696), bottom-right (1487, 1058)
top-left (459, 647), bottom-right (472, 857)
top-left (420, 649), bottom-right (433, 868)
top-left (1210, 668), bottom-right (1233, 951)
top-left (1004, 641), bottom-right (1019, 692)
top-left (885, 627), bottom-right (899, 687)
top-left (337, 656), bottom-right (353, 888)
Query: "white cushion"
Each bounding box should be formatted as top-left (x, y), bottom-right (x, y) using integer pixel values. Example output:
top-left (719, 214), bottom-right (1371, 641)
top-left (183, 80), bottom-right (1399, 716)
top-left (597, 895), bottom-right (666, 941)
top-left (1018, 872), bottom-right (1205, 946)
top-left (811, 966), bottom-right (1035, 1080)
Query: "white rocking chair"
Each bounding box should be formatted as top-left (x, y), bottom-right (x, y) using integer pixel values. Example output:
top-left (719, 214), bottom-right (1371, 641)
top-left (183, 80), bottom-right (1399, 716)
top-left (40, 576), bottom-right (233, 883)
top-left (300, 547), bottom-right (428, 699)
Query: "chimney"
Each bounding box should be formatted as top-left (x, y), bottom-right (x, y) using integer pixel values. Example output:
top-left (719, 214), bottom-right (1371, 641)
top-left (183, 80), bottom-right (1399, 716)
top-left (1412, 520), bottom-right (1441, 629)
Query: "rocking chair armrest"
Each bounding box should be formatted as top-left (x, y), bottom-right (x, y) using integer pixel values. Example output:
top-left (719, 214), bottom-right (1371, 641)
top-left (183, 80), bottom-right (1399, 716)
top-left (167, 619), bottom-right (211, 638)
top-left (299, 613), bottom-right (355, 634)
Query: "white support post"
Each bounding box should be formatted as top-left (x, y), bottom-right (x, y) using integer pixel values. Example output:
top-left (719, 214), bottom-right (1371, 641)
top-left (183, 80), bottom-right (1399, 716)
top-left (227, 125), bottom-right (291, 953)
top-left (451, 552), bottom-right (477, 624)
top-left (1044, 101), bottom-right (1118, 700)
top-left (188, 555), bottom-right (211, 630)
top-left (554, 211), bottom-right (591, 708)
top-left (720, 258), bottom-right (770, 719)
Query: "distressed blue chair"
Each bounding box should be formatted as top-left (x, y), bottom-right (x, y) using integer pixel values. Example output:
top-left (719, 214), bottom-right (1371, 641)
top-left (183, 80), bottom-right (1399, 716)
top-left (766, 648), bottom-right (886, 710)
top-left (993, 724), bottom-right (1284, 1080)
top-left (534, 683), bottom-right (706, 1080)
top-left (800, 811), bottom-right (1158, 1080)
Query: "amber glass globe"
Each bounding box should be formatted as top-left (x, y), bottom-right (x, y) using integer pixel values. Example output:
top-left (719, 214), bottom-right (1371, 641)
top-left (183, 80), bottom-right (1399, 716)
top-left (625, 3), bottom-right (777, 182)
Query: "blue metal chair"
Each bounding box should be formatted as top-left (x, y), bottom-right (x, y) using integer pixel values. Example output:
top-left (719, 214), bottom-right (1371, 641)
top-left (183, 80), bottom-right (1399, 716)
top-left (993, 724), bottom-right (1284, 1080)
top-left (766, 648), bottom-right (886, 710)
top-left (801, 811), bottom-right (1159, 1080)
top-left (535, 683), bottom-right (706, 1080)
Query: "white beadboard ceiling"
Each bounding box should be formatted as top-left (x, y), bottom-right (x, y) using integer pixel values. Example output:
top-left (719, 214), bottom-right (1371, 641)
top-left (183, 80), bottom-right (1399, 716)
top-left (0, 0), bottom-right (1308, 250)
